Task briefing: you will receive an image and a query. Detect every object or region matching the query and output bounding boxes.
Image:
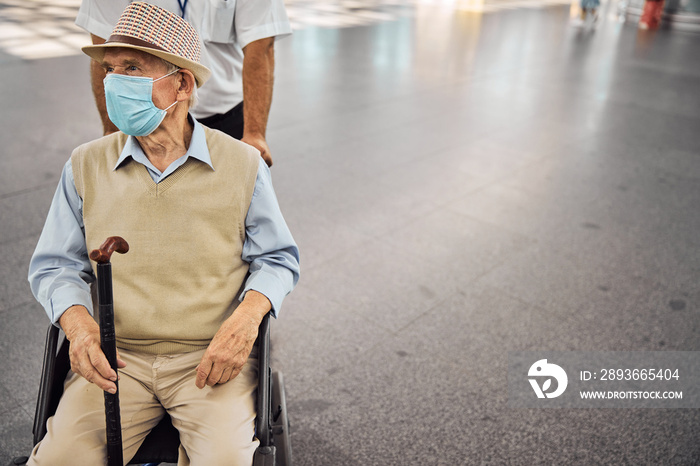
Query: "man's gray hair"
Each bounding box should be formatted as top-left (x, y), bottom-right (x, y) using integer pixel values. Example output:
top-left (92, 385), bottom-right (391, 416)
top-left (160, 58), bottom-right (198, 107)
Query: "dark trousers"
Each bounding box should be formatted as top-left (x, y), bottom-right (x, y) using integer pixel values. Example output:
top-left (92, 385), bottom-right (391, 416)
top-left (198, 101), bottom-right (244, 140)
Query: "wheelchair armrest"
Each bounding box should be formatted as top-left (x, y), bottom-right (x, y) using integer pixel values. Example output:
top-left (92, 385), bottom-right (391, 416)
top-left (256, 312), bottom-right (272, 448)
top-left (33, 325), bottom-right (69, 446)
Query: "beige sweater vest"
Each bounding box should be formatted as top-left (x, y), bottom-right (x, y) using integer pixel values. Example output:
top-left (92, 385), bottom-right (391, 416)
top-left (71, 128), bottom-right (259, 354)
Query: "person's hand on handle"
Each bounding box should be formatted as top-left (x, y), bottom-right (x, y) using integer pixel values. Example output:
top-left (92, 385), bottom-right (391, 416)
top-left (59, 306), bottom-right (126, 394)
top-left (241, 134), bottom-right (272, 167)
top-left (62, 236), bottom-right (130, 394)
top-left (196, 290), bottom-right (271, 388)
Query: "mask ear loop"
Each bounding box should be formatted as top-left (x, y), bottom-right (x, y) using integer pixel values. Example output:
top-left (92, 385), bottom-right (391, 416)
top-left (153, 67), bottom-right (181, 82)
top-left (155, 68), bottom-right (182, 112)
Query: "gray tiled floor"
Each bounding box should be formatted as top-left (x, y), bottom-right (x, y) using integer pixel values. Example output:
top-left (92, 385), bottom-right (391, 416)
top-left (2, 1), bottom-right (700, 465)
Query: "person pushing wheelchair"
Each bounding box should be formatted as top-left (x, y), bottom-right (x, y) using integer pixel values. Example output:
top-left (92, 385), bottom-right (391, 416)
top-left (27, 3), bottom-right (299, 464)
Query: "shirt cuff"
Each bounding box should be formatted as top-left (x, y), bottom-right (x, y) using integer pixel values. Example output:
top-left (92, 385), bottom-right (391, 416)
top-left (48, 287), bottom-right (94, 326)
top-left (241, 268), bottom-right (291, 318)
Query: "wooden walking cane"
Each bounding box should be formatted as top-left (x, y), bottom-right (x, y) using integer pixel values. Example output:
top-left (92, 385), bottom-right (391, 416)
top-left (90, 236), bottom-right (129, 466)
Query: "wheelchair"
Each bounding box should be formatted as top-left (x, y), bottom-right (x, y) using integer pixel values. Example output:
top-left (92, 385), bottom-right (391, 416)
top-left (11, 313), bottom-right (292, 466)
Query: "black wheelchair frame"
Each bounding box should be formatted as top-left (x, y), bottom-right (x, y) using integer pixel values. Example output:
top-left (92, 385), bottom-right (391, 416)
top-left (13, 313), bottom-right (291, 466)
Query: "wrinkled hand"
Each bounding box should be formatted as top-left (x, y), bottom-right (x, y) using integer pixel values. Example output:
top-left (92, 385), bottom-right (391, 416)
top-left (196, 291), bottom-right (271, 389)
top-left (241, 134), bottom-right (272, 167)
top-left (60, 306), bottom-right (126, 394)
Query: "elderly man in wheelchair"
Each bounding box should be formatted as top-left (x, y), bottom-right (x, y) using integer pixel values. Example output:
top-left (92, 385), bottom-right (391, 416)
top-left (23, 3), bottom-right (299, 465)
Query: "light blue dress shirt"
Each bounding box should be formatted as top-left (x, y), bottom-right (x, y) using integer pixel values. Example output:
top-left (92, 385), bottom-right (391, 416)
top-left (28, 118), bottom-right (299, 325)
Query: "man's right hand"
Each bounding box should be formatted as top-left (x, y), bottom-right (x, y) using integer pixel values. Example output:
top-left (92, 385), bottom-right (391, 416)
top-left (59, 305), bottom-right (126, 394)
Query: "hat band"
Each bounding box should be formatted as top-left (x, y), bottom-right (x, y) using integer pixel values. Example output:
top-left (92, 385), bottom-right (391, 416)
top-left (106, 34), bottom-right (169, 54)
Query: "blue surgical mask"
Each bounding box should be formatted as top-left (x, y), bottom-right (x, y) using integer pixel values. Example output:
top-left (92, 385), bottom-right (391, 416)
top-left (104, 69), bottom-right (180, 136)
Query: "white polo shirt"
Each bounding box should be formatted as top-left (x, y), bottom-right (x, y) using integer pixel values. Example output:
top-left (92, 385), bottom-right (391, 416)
top-left (76, 0), bottom-right (292, 119)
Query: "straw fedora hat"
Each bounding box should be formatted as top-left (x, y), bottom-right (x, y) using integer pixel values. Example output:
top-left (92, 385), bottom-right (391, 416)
top-left (82, 2), bottom-right (211, 87)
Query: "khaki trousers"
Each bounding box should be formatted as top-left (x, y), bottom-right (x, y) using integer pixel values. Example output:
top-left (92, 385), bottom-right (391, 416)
top-left (28, 348), bottom-right (259, 466)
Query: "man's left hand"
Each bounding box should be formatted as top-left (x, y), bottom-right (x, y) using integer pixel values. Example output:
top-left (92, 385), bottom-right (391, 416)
top-left (242, 134), bottom-right (273, 167)
top-left (195, 291), bottom-right (271, 388)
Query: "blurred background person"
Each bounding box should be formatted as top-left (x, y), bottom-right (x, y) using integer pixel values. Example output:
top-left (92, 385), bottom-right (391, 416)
top-left (572, 0), bottom-right (600, 26)
top-left (639, 0), bottom-right (666, 28)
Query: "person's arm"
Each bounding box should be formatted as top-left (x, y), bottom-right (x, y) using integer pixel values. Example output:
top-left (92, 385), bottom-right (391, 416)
top-left (89, 34), bottom-right (119, 135)
top-left (29, 160), bottom-right (94, 324)
top-left (196, 159), bottom-right (300, 388)
top-left (29, 159), bottom-right (125, 393)
top-left (239, 158), bottom-right (300, 315)
top-left (241, 37), bottom-right (275, 167)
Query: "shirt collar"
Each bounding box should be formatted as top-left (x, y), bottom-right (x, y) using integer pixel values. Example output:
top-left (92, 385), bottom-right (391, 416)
top-left (114, 115), bottom-right (213, 172)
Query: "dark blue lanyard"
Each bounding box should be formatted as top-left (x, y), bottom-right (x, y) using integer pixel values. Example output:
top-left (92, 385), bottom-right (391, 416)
top-left (177, 0), bottom-right (188, 18)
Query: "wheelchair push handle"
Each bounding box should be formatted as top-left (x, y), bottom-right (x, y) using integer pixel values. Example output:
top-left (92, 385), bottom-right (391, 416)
top-left (89, 236), bottom-right (129, 264)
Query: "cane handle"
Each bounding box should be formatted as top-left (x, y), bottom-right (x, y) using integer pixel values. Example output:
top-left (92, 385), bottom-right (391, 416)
top-left (90, 236), bottom-right (129, 264)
